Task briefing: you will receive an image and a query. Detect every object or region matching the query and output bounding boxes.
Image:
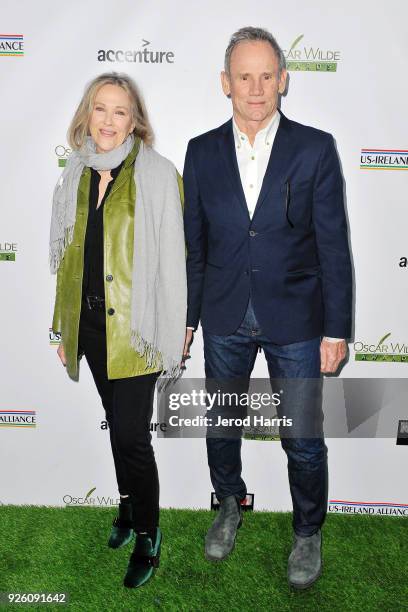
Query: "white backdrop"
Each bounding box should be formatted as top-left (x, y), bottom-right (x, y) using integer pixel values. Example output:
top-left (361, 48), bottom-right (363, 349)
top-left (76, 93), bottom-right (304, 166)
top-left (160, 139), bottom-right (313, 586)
top-left (1, 0), bottom-right (407, 513)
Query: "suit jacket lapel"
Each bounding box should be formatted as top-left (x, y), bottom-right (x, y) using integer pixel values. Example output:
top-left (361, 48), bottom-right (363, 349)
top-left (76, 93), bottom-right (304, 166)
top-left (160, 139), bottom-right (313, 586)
top-left (218, 120), bottom-right (250, 219)
top-left (252, 111), bottom-right (294, 220)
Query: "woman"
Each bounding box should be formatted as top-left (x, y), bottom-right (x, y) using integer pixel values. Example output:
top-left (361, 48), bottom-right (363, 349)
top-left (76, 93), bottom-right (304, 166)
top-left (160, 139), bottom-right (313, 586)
top-left (49, 73), bottom-right (186, 588)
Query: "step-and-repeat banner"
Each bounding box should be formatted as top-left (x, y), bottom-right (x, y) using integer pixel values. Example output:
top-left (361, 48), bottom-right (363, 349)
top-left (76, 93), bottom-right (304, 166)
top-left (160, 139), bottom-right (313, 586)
top-left (1, 0), bottom-right (407, 516)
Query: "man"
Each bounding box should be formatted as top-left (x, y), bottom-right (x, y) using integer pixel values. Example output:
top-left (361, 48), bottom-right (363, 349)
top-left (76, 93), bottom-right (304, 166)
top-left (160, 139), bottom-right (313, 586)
top-left (183, 26), bottom-right (352, 589)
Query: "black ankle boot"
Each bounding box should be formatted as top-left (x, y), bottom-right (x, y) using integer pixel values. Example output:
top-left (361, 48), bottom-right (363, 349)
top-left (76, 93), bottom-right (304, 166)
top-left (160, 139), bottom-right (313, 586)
top-left (108, 498), bottom-right (134, 549)
top-left (123, 527), bottom-right (162, 588)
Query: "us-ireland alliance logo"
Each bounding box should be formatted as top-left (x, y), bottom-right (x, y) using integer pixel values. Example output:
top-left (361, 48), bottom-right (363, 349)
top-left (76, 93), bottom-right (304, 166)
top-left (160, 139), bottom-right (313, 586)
top-left (360, 149), bottom-right (408, 170)
top-left (0, 34), bottom-right (24, 57)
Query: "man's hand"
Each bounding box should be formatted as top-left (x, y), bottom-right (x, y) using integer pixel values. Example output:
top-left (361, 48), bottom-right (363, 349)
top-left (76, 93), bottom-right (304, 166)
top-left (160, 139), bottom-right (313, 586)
top-left (57, 342), bottom-right (67, 367)
top-left (182, 328), bottom-right (194, 368)
top-left (320, 339), bottom-right (347, 373)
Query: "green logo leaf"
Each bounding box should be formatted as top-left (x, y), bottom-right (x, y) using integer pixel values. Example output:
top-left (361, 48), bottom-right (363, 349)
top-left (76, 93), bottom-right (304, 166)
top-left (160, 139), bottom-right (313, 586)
top-left (378, 333), bottom-right (391, 346)
top-left (85, 487), bottom-right (96, 500)
top-left (289, 34), bottom-right (304, 52)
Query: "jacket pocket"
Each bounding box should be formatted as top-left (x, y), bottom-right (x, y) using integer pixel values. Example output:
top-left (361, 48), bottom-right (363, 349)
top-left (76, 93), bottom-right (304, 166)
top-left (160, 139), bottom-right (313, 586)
top-left (206, 258), bottom-right (224, 269)
top-left (286, 265), bottom-right (321, 277)
top-left (280, 178), bottom-right (313, 192)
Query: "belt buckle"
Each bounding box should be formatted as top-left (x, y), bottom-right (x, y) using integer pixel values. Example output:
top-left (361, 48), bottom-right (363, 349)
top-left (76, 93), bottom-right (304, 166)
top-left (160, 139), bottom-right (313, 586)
top-left (86, 295), bottom-right (104, 311)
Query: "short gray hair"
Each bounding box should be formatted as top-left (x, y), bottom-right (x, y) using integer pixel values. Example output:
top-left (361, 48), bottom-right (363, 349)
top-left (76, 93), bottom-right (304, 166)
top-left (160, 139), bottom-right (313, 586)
top-left (224, 26), bottom-right (286, 75)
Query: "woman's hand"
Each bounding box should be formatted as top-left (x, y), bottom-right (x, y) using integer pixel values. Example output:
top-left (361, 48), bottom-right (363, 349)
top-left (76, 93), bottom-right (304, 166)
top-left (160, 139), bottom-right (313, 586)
top-left (57, 342), bottom-right (67, 367)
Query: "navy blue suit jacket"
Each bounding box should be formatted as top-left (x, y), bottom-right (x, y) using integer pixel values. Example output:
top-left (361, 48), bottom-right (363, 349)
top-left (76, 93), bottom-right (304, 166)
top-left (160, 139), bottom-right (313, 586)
top-left (183, 111), bottom-right (352, 344)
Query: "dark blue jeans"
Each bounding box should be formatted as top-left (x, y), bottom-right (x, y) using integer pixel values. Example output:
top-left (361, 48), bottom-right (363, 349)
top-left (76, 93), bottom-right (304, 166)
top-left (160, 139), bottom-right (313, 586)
top-left (203, 299), bottom-right (327, 536)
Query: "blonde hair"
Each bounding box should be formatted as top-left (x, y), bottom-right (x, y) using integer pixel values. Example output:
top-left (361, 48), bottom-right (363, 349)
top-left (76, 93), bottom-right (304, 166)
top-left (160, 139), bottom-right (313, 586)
top-left (67, 72), bottom-right (154, 150)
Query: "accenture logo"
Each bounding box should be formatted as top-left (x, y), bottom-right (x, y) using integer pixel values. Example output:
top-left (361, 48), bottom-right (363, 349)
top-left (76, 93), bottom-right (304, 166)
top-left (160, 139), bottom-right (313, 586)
top-left (97, 39), bottom-right (174, 64)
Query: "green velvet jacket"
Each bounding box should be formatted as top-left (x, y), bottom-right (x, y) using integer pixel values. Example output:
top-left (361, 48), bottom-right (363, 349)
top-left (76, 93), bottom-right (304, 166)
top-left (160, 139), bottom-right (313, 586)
top-left (52, 139), bottom-right (184, 381)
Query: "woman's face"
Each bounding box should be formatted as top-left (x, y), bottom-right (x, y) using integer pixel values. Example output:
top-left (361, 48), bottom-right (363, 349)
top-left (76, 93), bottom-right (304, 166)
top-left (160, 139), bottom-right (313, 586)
top-left (89, 84), bottom-right (136, 153)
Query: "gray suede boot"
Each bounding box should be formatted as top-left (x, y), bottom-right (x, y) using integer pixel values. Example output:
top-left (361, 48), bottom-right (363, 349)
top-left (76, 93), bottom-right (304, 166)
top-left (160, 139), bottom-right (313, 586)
top-left (205, 496), bottom-right (243, 561)
top-left (287, 530), bottom-right (322, 589)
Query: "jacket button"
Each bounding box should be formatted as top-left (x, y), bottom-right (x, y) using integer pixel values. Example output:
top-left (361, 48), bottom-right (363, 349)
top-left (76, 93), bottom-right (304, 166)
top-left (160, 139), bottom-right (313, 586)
top-left (106, 274), bottom-right (113, 282)
top-left (107, 308), bottom-right (115, 316)
top-left (249, 230), bottom-right (257, 237)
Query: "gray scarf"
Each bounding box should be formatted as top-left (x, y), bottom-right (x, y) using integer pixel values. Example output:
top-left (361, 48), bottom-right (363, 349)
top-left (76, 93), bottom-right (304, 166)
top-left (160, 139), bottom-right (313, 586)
top-left (49, 134), bottom-right (187, 379)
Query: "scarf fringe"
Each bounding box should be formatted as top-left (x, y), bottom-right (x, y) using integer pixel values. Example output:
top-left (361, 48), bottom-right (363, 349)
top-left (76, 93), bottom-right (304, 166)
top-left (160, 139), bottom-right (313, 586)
top-left (49, 225), bottom-right (74, 273)
top-left (130, 330), bottom-right (183, 386)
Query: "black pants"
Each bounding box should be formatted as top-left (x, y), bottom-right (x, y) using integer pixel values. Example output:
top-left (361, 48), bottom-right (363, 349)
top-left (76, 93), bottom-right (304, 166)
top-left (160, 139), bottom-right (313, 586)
top-left (78, 300), bottom-right (160, 531)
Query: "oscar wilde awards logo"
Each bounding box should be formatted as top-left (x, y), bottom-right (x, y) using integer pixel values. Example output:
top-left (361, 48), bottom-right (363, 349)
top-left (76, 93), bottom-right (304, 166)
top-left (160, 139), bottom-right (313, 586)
top-left (0, 410), bottom-right (36, 428)
top-left (0, 242), bottom-right (17, 262)
top-left (211, 492), bottom-right (254, 511)
top-left (243, 416), bottom-right (280, 441)
top-left (97, 39), bottom-right (175, 64)
top-left (63, 486), bottom-right (120, 506)
top-left (396, 420), bottom-right (408, 446)
top-left (283, 34), bottom-right (340, 72)
top-left (354, 332), bottom-right (408, 363)
top-left (360, 149), bottom-right (408, 170)
top-left (55, 145), bottom-right (72, 168)
top-left (0, 34), bottom-right (24, 56)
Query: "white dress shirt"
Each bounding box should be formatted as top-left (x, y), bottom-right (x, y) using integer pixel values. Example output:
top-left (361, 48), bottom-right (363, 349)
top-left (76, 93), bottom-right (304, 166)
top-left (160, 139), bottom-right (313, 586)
top-left (233, 111), bottom-right (280, 219)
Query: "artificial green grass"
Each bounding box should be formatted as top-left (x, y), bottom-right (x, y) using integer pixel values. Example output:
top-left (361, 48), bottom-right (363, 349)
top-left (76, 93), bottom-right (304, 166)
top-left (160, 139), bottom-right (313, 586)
top-left (0, 506), bottom-right (407, 611)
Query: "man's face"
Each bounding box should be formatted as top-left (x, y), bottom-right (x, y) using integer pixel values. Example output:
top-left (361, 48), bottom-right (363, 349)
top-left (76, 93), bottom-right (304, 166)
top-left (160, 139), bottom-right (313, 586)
top-left (221, 41), bottom-right (287, 129)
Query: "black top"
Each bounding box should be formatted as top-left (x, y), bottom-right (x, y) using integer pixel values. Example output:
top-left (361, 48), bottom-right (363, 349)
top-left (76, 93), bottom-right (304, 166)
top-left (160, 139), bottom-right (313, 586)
top-left (82, 162), bottom-right (123, 298)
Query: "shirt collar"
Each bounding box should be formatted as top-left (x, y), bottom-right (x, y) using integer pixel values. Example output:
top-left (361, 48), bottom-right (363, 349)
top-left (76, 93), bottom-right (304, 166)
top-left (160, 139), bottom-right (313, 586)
top-left (110, 161), bottom-right (123, 178)
top-left (233, 110), bottom-right (280, 149)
